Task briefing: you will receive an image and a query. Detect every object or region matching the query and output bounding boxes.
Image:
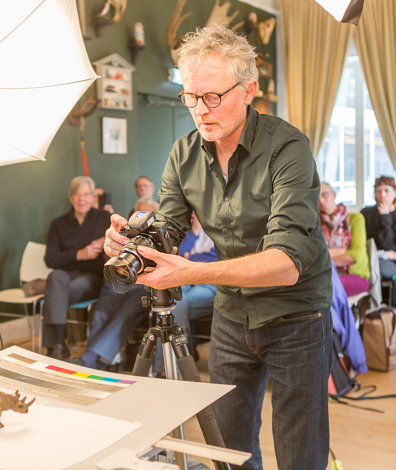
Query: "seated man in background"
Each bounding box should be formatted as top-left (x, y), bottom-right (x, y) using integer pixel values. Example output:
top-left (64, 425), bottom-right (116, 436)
top-left (361, 176), bottom-right (396, 280)
top-left (153, 213), bottom-right (217, 375)
top-left (128, 176), bottom-right (157, 218)
top-left (92, 187), bottom-right (114, 214)
top-left (319, 182), bottom-right (370, 296)
top-left (68, 197), bottom-right (159, 370)
top-left (135, 176), bottom-right (155, 199)
top-left (43, 176), bottom-right (111, 360)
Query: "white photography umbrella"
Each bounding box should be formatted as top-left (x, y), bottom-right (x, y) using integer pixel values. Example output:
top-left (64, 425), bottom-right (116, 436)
top-left (315, 0), bottom-right (365, 25)
top-left (0, 0), bottom-right (98, 166)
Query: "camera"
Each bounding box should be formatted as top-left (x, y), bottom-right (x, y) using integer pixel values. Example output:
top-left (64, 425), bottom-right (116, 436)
top-left (104, 211), bottom-right (172, 294)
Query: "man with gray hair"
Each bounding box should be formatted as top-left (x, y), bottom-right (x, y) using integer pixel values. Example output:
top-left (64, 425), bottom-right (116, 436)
top-left (43, 176), bottom-right (110, 360)
top-left (105, 24), bottom-right (332, 470)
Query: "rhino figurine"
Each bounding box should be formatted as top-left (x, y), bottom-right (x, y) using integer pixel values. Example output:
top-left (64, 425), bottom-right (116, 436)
top-left (0, 390), bottom-right (35, 428)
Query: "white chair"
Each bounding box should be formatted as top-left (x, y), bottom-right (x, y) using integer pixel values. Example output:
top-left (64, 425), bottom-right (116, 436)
top-left (0, 242), bottom-right (52, 351)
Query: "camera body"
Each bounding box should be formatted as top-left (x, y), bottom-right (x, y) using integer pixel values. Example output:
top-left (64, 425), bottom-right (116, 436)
top-left (104, 211), bottom-right (172, 293)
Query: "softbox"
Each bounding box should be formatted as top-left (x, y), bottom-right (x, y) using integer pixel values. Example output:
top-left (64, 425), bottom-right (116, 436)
top-left (315, 0), bottom-right (365, 25)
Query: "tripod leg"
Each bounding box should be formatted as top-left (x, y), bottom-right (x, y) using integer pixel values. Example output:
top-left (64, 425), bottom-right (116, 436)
top-left (132, 333), bottom-right (156, 377)
top-left (162, 342), bottom-right (188, 470)
top-left (176, 355), bottom-right (231, 470)
top-left (163, 342), bottom-right (178, 379)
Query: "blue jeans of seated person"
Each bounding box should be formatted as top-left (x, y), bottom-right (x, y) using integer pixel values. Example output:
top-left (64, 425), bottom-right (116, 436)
top-left (209, 306), bottom-right (333, 470)
top-left (43, 269), bottom-right (102, 348)
top-left (86, 282), bottom-right (150, 364)
top-left (153, 283), bottom-right (216, 371)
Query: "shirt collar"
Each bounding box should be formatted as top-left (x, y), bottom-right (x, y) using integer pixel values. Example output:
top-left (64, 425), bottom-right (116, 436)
top-left (200, 105), bottom-right (258, 158)
top-left (68, 207), bottom-right (94, 223)
top-left (238, 105), bottom-right (257, 153)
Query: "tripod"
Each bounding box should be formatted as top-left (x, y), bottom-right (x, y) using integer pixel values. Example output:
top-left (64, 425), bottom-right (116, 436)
top-left (132, 287), bottom-right (231, 470)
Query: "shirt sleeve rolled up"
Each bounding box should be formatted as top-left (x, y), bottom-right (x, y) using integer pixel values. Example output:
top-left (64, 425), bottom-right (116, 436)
top-left (257, 134), bottom-right (321, 273)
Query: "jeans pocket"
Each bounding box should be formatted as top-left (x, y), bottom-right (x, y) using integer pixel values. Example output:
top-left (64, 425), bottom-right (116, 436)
top-left (278, 311), bottom-right (326, 351)
top-left (278, 311), bottom-right (322, 323)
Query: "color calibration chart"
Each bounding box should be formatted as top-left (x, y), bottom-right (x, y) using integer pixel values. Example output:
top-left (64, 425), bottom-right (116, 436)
top-left (0, 353), bottom-right (135, 406)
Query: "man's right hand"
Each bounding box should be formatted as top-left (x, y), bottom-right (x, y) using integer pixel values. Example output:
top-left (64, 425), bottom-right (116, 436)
top-left (103, 213), bottom-right (131, 258)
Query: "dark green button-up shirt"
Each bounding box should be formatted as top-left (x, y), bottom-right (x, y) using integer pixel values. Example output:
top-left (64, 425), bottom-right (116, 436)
top-left (156, 106), bottom-right (332, 328)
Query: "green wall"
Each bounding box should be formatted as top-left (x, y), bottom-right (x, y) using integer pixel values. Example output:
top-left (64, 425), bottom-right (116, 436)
top-left (0, 0), bottom-right (276, 303)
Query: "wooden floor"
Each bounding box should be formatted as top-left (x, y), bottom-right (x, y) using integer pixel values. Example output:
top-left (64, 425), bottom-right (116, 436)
top-left (15, 338), bottom-right (396, 470)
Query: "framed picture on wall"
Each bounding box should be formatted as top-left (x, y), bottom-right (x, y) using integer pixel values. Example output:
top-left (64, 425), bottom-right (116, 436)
top-left (102, 117), bottom-right (127, 154)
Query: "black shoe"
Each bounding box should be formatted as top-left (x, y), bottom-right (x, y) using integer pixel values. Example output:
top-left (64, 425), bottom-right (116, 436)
top-left (52, 344), bottom-right (70, 361)
top-left (95, 358), bottom-right (107, 371)
top-left (152, 366), bottom-right (166, 379)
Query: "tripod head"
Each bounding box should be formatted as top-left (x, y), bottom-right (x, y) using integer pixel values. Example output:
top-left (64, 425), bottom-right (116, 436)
top-left (141, 285), bottom-right (182, 312)
top-left (140, 285), bottom-right (187, 353)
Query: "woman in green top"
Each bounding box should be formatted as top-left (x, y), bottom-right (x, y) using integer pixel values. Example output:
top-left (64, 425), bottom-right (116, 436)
top-left (319, 182), bottom-right (370, 296)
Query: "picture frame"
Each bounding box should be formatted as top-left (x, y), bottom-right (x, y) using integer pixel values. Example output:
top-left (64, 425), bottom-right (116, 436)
top-left (102, 117), bottom-right (127, 154)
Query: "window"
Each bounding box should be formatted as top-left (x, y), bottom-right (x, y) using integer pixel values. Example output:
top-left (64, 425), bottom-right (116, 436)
top-left (317, 41), bottom-right (395, 209)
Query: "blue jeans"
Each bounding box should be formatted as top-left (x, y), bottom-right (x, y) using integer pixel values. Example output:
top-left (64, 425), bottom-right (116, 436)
top-left (153, 284), bottom-right (216, 371)
top-left (209, 306), bottom-right (333, 470)
top-left (87, 282), bottom-right (150, 364)
top-left (43, 269), bottom-right (102, 348)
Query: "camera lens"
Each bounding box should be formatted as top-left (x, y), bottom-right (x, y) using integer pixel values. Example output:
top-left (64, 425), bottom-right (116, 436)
top-left (104, 235), bottom-right (155, 294)
top-left (115, 266), bottom-right (130, 278)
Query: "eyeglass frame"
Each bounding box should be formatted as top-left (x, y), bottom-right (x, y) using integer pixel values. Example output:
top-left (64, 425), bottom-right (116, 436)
top-left (178, 82), bottom-right (242, 109)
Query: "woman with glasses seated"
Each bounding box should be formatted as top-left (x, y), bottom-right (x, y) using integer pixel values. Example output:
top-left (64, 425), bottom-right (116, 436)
top-left (319, 182), bottom-right (370, 296)
top-left (361, 176), bottom-right (396, 280)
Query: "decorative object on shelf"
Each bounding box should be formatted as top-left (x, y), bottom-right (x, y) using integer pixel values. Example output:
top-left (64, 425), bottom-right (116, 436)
top-left (77, 0), bottom-right (91, 40)
top-left (253, 97), bottom-right (272, 115)
top-left (68, 85), bottom-right (100, 176)
top-left (245, 12), bottom-right (276, 45)
top-left (167, 0), bottom-right (244, 67)
top-left (92, 2), bottom-right (112, 38)
top-left (92, 0), bottom-right (128, 38)
top-left (102, 117), bottom-right (127, 154)
top-left (0, 390), bottom-right (35, 429)
top-left (257, 53), bottom-right (272, 78)
top-left (129, 22), bottom-right (147, 64)
top-left (258, 17), bottom-right (276, 45)
top-left (266, 79), bottom-right (278, 103)
top-left (246, 12), bottom-right (258, 37)
top-left (68, 86), bottom-right (99, 126)
top-left (253, 79), bottom-right (276, 115)
top-left (93, 53), bottom-right (135, 110)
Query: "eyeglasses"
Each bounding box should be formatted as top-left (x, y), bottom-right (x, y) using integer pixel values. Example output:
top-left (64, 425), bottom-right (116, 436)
top-left (178, 82), bottom-right (241, 109)
top-left (71, 192), bottom-right (92, 200)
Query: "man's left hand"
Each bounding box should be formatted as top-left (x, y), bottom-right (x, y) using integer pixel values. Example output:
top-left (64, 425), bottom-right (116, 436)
top-left (136, 245), bottom-right (194, 289)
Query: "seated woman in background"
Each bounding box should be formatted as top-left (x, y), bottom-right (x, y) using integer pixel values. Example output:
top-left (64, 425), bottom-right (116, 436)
top-left (319, 182), bottom-right (370, 296)
top-left (361, 176), bottom-right (396, 280)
